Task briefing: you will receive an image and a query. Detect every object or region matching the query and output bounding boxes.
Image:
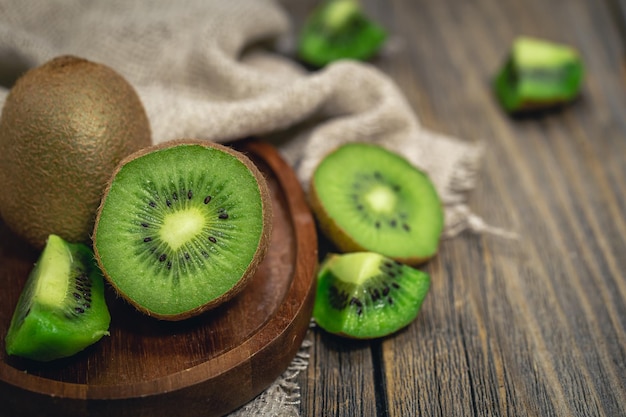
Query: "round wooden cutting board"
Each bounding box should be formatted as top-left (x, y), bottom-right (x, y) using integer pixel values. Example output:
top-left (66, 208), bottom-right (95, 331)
top-left (0, 139), bottom-right (318, 417)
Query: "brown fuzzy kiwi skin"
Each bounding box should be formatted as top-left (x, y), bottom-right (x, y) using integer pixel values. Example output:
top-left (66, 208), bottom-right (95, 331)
top-left (309, 178), bottom-right (438, 267)
top-left (92, 138), bottom-right (274, 321)
top-left (0, 55), bottom-right (152, 249)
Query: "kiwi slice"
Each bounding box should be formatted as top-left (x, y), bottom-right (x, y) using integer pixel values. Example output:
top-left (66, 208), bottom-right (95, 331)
top-left (493, 36), bottom-right (584, 113)
top-left (5, 234), bottom-right (111, 362)
top-left (310, 142), bottom-right (443, 265)
top-left (313, 252), bottom-right (430, 339)
top-left (93, 139), bottom-right (273, 320)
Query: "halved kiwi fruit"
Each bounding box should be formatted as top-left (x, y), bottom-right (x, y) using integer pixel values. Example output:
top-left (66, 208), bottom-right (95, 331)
top-left (5, 234), bottom-right (111, 362)
top-left (313, 252), bottom-right (430, 339)
top-left (93, 139), bottom-right (273, 320)
top-left (309, 142), bottom-right (443, 265)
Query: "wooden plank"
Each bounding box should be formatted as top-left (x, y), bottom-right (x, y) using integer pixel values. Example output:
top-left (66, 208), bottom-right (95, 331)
top-left (299, 327), bottom-right (380, 416)
top-left (371, 0), bottom-right (626, 416)
top-left (284, 0), bottom-right (626, 415)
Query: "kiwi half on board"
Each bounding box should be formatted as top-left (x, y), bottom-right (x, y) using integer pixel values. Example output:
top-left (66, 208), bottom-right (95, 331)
top-left (313, 252), bottom-right (430, 339)
top-left (309, 142), bottom-right (443, 265)
top-left (5, 234), bottom-right (111, 362)
top-left (93, 139), bottom-right (273, 321)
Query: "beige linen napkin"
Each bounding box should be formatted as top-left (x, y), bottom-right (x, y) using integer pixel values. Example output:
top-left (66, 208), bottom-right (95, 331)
top-left (0, 0), bottom-right (500, 415)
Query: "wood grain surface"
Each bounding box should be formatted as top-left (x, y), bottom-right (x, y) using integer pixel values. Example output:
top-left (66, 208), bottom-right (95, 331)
top-left (0, 140), bottom-right (318, 417)
top-left (284, 0), bottom-right (626, 416)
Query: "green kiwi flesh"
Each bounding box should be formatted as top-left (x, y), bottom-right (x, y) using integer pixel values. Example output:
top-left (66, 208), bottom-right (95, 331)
top-left (493, 37), bottom-right (584, 113)
top-left (297, 0), bottom-right (387, 67)
top-left (93, 139), bottom-right (273, 320)
top-left (5, 234), bottom-right (111, 362)
top-left (313, 252), bottom-right (430, 339)
top-left (310, 142), bottom-right (443, 265)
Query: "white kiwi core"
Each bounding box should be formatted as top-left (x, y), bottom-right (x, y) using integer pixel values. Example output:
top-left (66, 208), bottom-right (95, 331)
top-left (365, 185), bottom-right (396, 213)
top-left (159, 208), bottom-right (207, 251)
top-left (35, 235), bottom-right (71, 307)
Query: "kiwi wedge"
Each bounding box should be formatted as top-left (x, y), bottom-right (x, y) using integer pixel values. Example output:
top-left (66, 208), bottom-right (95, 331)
top-left (93, 139), bottom-right (273, 320)
top-left (493, 37), bottom-right (584, 113)
top-left (310, 142), bottom-right (443, 265)
top-left (5, 234), bottom-right (111, 362)
top-left (297, 0), bottom-right (387, 67)
top-left (313, 252), bottom-right (430, 339)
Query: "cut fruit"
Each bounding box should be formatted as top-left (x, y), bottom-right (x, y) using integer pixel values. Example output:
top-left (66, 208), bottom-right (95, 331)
top-left (297, 0), bottom-right (387, 67)
top-left (493, 36), bottom-right (584, 113)
top-left (93, 139), bottom-right (273, 320)
top-left (5, 234), bottom-right (111, 362)
top-left (313, 252), bottom-right (430, 339)
top-left (309, 142), bottom-right (443, 265)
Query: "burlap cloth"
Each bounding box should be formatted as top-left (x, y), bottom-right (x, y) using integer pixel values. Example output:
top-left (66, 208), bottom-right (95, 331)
top-left (0, 0), bottom-right (511, 415)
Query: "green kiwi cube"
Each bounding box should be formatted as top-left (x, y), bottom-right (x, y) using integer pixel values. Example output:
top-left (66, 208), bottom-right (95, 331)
top-left (93, 139), bottom-right (272, 320)
top-left (494, 36), bottom-right (584, 113)
top-left (5, 234), bottom-right (111, 362)
top-left (310, 142), bottom-right (443, 265)
top-left (297, 0), bottom-right (387, 67)
top-left (313, 252), bottom-right (430, 339)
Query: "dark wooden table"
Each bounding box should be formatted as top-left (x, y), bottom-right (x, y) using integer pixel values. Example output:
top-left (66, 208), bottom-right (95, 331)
top-left (284, 1), bottom-right (626, 416)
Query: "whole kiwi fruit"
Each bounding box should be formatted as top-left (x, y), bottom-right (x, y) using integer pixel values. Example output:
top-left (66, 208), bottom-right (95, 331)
top-left (0, 55), bottom-right (152, 249)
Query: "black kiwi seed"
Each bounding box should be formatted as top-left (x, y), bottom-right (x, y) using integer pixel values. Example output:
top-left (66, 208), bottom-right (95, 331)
top-left (159, 254), bottom-right (167, 262)
top-left (141, 222), bottom-right (149, 227)
top-left (219, 212), bottom-right (229, 219)
top-left (209, 236), bottom-right (217, 243)
top-left (149, 201), bottom-right (156, 208)
top-left (144, 237), bottom-right (152, 242)
top-left (187, 190), bottom-right (193, 199)
top-left (166, 199), bottom-right (172, 207)
top-left (72, 269), bottom-right (94, 315)
top-left (350, 298), bottom-right (363, 315)
top-left (402, 224), bottom-right (411, 232)
top-left (204, 195), bottom-right (212, 204)
top-left (329, 285), bottom-right (349, 309)
top-left (172, 192), bottom-right (178, 201)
